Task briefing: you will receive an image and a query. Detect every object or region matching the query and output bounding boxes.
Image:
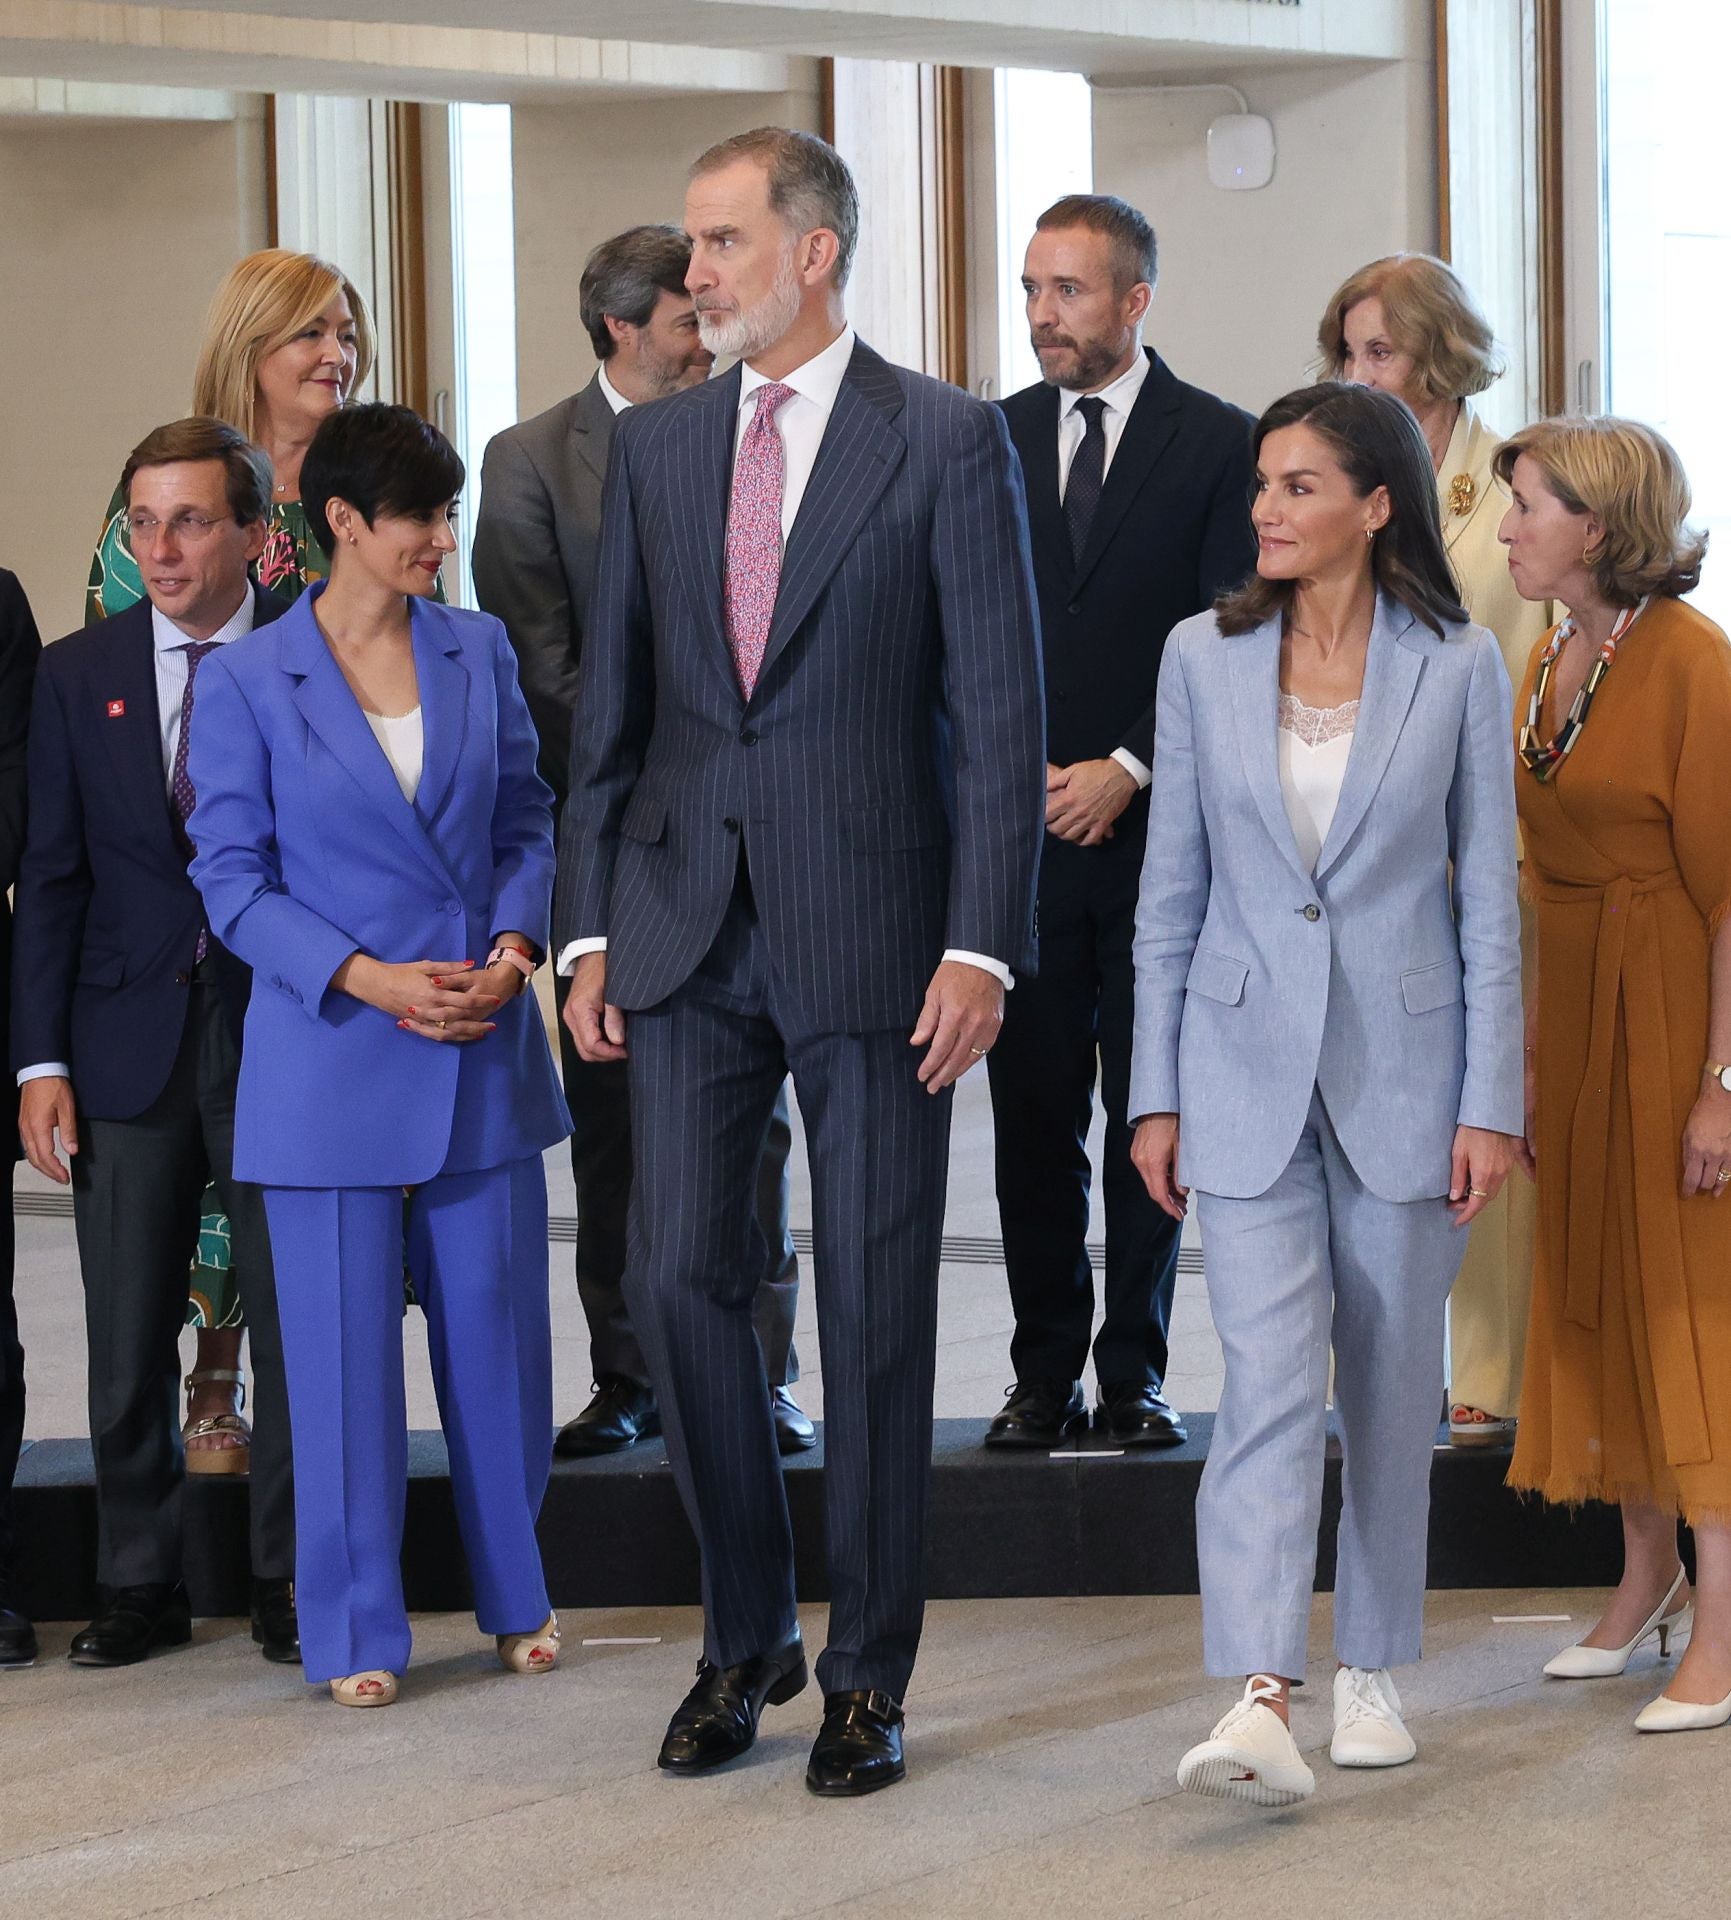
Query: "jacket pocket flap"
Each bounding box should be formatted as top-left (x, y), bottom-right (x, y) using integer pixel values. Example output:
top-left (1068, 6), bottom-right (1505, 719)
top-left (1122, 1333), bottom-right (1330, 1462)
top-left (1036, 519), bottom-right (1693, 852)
top-left (619, 792), bottom-right (669, 845)
top-left (844, 804), bottom-right (940, 852)
top-left (76, 949), bottom-right (126, 987)
top-left (1401, 961), bottom-right (1463, 1014)
top-left (1185, 947), bottom-right (1249, 1007)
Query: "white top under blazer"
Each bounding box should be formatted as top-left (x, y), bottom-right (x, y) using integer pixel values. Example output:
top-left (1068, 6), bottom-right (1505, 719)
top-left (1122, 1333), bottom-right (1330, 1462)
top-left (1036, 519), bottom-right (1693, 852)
top-left (1276, 692), bottom-right (1357, 874)
top-left (363, 706), bottom-right (424, 803)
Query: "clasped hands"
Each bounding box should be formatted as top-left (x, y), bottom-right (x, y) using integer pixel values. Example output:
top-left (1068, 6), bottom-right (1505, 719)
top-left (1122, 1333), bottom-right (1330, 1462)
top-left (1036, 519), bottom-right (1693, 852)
top-left (334, 951), bottom-right (526, 1044)
top-left (564, 952), bottom-right (1003, 1093)
top-left (1046, 758), bottom-right (1138, 847)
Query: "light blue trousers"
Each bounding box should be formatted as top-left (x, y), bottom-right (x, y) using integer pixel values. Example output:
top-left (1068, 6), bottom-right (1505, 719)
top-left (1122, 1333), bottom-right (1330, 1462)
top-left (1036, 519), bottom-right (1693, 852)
top-left (264, 1157), bottom-right (553, 1684)
top-left (1194, 1089), bottom-right (1466, 1681)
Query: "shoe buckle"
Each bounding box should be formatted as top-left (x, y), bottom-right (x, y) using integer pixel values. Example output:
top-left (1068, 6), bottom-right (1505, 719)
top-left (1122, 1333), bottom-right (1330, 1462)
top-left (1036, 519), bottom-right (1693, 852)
top-left (864, 1689), bottom-right (899, 1722)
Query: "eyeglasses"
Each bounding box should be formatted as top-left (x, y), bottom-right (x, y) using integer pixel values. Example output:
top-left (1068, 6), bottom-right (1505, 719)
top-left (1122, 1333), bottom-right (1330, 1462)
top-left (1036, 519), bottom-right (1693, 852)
top-left (123, 511), bottom-right (234, 547)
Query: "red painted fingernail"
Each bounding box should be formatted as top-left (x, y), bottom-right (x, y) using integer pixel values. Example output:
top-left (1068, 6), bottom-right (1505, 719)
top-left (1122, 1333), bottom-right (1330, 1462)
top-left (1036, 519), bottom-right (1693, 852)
top-left (407, 1005), bottom-right (418, 1015)
top-left (430, 977), bottom-right (442, 988)
top-left (397, 1019), bottom-right (409, 1029)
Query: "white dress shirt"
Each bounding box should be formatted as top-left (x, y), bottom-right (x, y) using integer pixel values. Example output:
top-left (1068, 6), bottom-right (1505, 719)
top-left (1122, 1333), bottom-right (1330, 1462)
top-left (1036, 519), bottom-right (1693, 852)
top-left (558, 325), bottom-right (1012, 991)
top-left (19, 589), bottom-right (256, 1087)
top-left (1056, 349), bottom-right (1155, 792)
top-left (596, 362), bottom-right (632, 416)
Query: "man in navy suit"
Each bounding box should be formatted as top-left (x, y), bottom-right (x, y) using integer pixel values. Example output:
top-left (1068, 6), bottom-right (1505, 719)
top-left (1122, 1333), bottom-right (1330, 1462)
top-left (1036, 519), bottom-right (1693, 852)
top-left (11, 420), bottom-right (296, 1668)
top-left (559, 128), bottom-right (1044, 1794)
top-left (985, 196), bottom-right (1256, 1453)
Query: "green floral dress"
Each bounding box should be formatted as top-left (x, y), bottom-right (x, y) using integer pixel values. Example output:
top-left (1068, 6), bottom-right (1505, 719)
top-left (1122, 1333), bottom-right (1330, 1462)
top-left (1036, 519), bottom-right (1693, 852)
top-left (89, 490), bottom-right (331, 1329)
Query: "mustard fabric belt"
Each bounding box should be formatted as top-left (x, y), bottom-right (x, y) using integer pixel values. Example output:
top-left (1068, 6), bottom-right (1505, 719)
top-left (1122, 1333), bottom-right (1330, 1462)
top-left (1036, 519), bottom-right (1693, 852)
top-left (1529, 869), bottom-right (1710, 1466)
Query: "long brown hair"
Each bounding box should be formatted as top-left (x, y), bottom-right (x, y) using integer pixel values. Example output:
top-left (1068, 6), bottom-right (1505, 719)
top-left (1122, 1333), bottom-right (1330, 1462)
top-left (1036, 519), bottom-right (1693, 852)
top-left (1216, 382), bottom-right (1469, 638)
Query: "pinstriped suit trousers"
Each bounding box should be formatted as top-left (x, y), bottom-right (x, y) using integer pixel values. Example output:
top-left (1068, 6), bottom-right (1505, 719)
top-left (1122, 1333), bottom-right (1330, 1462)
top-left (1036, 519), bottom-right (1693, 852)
top-left (1193, 1088), bottom-right (1465, 1681)
top-left (626, 873), bottom-right (953, 1700)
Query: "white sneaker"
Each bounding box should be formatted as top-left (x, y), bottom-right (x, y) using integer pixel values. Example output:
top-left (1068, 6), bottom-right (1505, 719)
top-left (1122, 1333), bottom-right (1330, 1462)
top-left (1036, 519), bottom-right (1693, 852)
top-left (1176, 1675), bottom-right (1316, 1807)
top-left (1331, 1666), bottom-right (1417, 1768)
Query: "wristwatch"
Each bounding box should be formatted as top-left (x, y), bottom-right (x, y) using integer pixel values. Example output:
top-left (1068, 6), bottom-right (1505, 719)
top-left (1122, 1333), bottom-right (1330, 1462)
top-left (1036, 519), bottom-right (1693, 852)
top-left (1707, 1060), bottom-right (1731, 1094)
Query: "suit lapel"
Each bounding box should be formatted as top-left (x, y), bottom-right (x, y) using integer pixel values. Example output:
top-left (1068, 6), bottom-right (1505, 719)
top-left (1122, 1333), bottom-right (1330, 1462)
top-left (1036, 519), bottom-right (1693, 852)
top-left (1230, 619), bottom-right (1310, 883)
top-left (570, 377), bottom-right (613, 489)
top-left (94, 601), bottom-right (181, 864)
top-left (664, 370), bottom-right (739, 693)
top-left (1312, 597), bottom-right (1425, 880)
top-left (1440, 406), bottom-right (1497, 559)
top-left (410, 600), bottom-right (468, 832)
top-left (1014, 384), bottom-right (1071, 581)
top-left (1071, 351), bottom-right (1183, 593)
top-left (281, 592), bottom-right (458, 895)
top-left (753, 340), bottom-right (907, 697)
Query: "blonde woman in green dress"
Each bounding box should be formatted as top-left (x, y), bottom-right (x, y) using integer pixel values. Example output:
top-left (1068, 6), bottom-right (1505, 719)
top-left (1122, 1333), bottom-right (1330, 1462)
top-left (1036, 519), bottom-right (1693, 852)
top-left (87, 248), bottom-right (377, 1473)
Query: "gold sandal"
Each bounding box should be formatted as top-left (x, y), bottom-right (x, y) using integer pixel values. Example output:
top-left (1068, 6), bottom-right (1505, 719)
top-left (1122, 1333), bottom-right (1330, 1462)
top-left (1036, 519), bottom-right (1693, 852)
top-left (183, 1368), bottom-right (252, 1476)
top-left (497, 1613), bottom-right (560, 1675)
top-left (329, 1671), bottom-right (398, 1707)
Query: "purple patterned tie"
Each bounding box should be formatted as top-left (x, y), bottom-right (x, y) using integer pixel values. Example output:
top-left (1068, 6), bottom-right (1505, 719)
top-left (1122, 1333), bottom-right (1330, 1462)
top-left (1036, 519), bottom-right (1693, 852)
top-left (171, 640), bottom-right (219, 961)
top-left (724, 381), bottom-right (797, 698)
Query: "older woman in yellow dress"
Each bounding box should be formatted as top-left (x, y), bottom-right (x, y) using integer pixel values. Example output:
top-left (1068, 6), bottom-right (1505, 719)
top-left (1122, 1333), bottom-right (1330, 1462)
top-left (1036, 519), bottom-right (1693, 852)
top-left (1318, 252), bottom-right (1550, 1446)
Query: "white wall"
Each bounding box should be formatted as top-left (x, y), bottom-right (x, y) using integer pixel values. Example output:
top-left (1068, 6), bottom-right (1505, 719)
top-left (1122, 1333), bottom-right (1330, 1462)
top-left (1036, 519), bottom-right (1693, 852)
top-left (0, 113), bottom-right (267, 639)
top-left (1092, 57), bottom-right (1437, 417)
top-left (510, 86), bottom-right (824, 422)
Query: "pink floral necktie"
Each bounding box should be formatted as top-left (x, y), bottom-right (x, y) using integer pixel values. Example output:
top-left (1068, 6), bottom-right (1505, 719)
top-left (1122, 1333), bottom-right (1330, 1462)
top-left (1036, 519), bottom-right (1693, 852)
top-left (724, 381), bottom-right (797, 698)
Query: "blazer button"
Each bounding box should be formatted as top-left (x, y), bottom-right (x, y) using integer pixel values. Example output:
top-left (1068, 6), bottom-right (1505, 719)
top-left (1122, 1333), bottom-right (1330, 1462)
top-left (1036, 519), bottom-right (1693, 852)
top-left (740, 728), bottom-right (759, 745)
top-left (175, 970), bottom-right (190, 986)
top-left (1302, 904), bottom-right (1322, 922)
top-left (722, 816), bottom-right (740, 832)
top-left (1066, 602), bottom-right (1082, 616)
top-left (444, 900), bottom-right (462, 916)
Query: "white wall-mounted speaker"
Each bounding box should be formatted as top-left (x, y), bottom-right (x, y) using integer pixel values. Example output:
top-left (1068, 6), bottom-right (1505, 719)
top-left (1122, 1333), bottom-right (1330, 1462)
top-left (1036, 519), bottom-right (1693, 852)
top-left (1206, 113), bottom-right (1276, 191)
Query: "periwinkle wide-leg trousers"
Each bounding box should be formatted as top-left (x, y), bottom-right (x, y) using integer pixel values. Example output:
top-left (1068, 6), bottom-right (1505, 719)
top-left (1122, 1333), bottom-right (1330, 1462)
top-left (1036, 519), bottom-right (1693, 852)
top-left (1193, 1089), bottom-right (1466, 1682)
top-left (264, 1156), bottom-right (553, 1684)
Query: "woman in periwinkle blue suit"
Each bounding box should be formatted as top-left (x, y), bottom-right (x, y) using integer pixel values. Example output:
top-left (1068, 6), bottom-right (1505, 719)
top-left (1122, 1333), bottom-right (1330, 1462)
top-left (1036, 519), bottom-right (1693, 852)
top-left (187, 404), bottom-right (571, 1706)
top-left (1130, 383), bottom-right (1523, 1807)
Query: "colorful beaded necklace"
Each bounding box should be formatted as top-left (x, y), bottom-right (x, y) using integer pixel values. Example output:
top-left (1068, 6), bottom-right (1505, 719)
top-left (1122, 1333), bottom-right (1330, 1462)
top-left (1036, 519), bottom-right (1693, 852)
top-left (1518, 599), bottom-right (1646, 782)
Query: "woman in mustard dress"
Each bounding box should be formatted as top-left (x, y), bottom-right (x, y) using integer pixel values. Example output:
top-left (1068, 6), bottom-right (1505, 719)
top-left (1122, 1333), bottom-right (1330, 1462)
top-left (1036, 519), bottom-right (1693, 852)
top-left (1498, 415), bottom-right (1731, 1733)
top-left (87, 249), bottom-right (376, 1470)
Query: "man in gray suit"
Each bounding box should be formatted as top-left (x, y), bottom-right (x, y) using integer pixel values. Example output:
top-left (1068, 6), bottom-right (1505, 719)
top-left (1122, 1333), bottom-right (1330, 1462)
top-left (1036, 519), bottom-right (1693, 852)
top-left (473, 226), bottom-right (810, 1459)
top-left (560, 129), bottom-right (1043, 1795)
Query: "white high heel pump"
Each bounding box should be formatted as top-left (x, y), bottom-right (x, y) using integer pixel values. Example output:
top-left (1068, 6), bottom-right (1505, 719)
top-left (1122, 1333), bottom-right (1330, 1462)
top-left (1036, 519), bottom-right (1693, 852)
top-left (1543, 1566), bottom-right (1690, 1679)
top-left (1634, 1686), bottom-right (1731, 1733)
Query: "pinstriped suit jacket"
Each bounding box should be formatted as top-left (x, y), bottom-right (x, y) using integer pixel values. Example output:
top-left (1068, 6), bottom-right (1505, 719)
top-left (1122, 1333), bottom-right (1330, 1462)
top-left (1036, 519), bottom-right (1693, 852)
top-left (555, 338), bottom-right (1046, 1033)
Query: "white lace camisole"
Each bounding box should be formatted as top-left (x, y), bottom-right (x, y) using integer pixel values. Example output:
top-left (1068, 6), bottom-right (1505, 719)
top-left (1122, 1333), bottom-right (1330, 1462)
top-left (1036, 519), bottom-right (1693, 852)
top-left (1276, 692), bottom-right (1358, 874)
top-left (363, 705), bottom-right (424, 804)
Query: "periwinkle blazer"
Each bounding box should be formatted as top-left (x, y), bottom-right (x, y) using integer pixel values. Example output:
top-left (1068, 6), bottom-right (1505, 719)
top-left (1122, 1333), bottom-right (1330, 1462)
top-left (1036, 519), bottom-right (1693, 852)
top-left (187, 587), bottom-right (570, 1189)
top-left (1128, 593), bottom-right (1523, 1203)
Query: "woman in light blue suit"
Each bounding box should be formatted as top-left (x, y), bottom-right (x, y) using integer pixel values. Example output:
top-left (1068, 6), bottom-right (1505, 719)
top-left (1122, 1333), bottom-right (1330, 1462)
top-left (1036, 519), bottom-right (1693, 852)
top-left (1130, 384), bottom-right (1522, 1806)
top-left (187, 404), bottom-right (571, 1706)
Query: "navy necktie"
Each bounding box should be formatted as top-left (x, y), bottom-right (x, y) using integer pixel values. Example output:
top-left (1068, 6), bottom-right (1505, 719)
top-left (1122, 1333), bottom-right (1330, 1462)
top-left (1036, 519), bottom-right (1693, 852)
top-left (171, 640), bottom-right (219, 960)
top-left (1063, 395), bottom-right (1108, 566)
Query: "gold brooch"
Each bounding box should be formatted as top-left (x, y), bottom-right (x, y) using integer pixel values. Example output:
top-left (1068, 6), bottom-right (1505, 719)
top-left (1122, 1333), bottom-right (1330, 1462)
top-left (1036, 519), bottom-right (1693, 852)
top-left (1448, 473), bottom-right (1476, 518)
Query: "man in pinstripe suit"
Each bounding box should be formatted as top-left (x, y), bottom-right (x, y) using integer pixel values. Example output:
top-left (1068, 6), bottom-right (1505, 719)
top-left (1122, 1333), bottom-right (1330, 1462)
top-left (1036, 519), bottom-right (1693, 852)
top-left (558, 128), bottom-right (1044, 1796)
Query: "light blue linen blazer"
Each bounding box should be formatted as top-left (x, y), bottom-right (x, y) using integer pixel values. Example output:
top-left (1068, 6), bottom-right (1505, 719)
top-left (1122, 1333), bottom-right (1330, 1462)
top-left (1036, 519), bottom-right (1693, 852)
top-left (186, 587), bottom-right (571, 1189)
top-left (1128, 593), bottom-right (1523, 1202)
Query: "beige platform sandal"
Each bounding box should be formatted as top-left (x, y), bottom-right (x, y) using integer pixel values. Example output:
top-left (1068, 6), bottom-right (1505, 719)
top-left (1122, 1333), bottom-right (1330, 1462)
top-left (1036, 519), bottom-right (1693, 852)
top-left (497, 1614), bottom-right (560, 1675)
top-left (182, 1368), bottom-right (252, 1476)
top-left (329, 1671), bottom-right (398, 1707)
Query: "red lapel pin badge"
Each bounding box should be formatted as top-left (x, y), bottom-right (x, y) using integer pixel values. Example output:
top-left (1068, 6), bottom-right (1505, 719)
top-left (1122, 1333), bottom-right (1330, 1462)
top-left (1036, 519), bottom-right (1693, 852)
top-left (106, 699), bottom-right (126, 717)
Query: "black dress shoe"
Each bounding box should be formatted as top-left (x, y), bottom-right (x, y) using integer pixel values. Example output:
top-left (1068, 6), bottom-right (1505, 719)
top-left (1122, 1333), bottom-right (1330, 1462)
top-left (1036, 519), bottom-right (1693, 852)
top-left (983, 1379), bottom-right (1088, 1449)
top-left (657, 1631), bottom-right (808, 1773)
top-left (68, 1583), bottom-right (193, 1667)
top-left (1095, 1381), bottom-right (1188, 1448)
top-left (806, 1689), bottom-right (906, 1797)
top-left (772, 1386), bottom-right (817, 1454)
top-left (251, 1577), bottom-right (301, 1665)
top-left (0, 1574), bottom-right (37, 1669)
top-left (554, 1376), bottom-right (660, 1458)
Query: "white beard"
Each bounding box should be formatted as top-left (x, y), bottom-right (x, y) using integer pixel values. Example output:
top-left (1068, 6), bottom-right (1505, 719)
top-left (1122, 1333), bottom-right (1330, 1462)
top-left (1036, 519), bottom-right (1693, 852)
top-left (696, 247), bottom-right (803, 362)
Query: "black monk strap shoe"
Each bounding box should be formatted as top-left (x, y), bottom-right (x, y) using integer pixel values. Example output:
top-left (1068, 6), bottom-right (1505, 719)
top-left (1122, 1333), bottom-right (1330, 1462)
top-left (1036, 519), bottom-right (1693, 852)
top-left (68, 1582), bottom-right (193, 1667)
top-left (657, 1630), bottom-right (808, 1773)
top-left (554, 1376), bottom-right (661, 1458)
top-left (983, 1379), bottom-right (1088, 1449)
top-left (0, 1575), bottom-right (37, 1669)
top-left (806, 1689), bottom-right (907, 1797)
top-left (1095, 1381), bottom-right (1189, 1449)
top-left (251, 1577), bottom-right (301, 1665)
top-left (772, 1386), bottom-right (817, 1454)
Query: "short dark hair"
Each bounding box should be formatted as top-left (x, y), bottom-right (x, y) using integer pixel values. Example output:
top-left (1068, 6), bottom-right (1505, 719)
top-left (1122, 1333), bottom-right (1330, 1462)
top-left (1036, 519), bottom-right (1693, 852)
top-left (1035, 194), bottom-right (1158, 294)
top-left (580, 225), bottom-right (694, 361)
top-left (121, 416), bottom-right (272, 526)
top-left (1216, 382), bottom-right (1470, 639)
top-left (300, 403), bottom-right (464, 555)
top-left (690, 127), bottom-right (859, 288)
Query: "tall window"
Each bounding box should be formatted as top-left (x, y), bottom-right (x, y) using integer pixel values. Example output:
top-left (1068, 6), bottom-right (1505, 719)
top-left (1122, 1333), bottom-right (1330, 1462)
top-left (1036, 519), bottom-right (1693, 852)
top-left (449, 102), bottom-right (517, 608)
top-left (1601, 0), bottom-right (1728, 623)
top-left (994, 70), bottom-right (1092, 400)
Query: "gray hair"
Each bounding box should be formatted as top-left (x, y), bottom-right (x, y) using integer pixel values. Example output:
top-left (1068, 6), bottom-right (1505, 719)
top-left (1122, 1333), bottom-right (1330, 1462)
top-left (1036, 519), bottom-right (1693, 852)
top-left (690, 127), bottom-right (859, 289)
top-left (579, 225), bottom-right (694, 360)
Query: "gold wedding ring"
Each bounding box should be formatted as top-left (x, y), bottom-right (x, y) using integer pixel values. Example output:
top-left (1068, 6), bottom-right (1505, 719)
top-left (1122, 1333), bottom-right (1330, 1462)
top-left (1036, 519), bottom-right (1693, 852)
top-left (1467, 1186), bottom-right (1489, 1198)
top-left (969, 1046), bottom-right (988, 1056)
top-left (1717, 1170), bottom-right (1730, 1185)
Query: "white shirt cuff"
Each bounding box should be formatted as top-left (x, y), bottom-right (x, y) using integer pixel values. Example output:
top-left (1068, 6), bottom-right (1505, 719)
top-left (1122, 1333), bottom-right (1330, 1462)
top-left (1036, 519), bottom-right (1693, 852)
top-left (1110, 747), bottom-right (1152, 790)
top-left (942, 949), bottom-right (1014, 991)
top-left (556, 937), bottom-right (607, 977)
top-left (17, 1063), bottom-right (70, 1086)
